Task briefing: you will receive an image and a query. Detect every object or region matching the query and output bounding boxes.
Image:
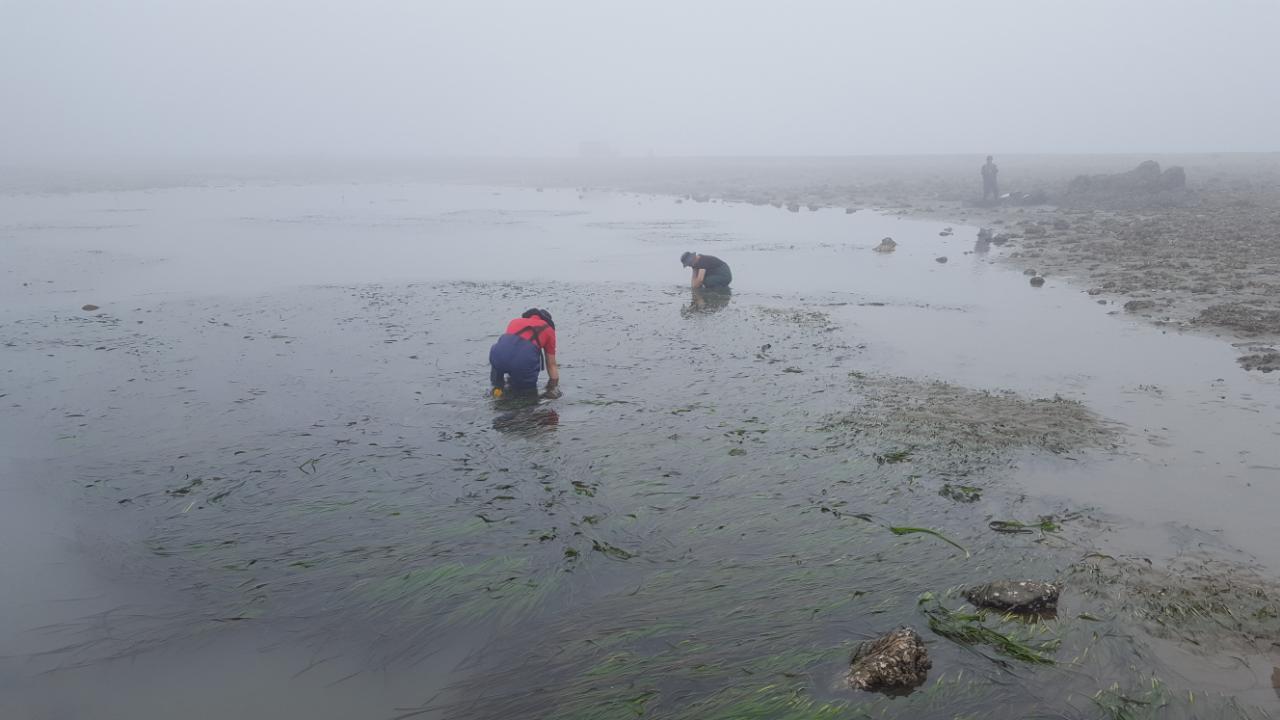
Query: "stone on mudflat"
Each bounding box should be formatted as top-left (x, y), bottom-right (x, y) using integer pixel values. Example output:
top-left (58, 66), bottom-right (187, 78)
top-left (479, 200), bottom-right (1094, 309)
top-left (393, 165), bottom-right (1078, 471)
top-left (963, 580), bottom-right (1059, 613)
top-left (873, 237), bottom-right (897, 253)
top-left (847, 626), bottom-right (931, 691)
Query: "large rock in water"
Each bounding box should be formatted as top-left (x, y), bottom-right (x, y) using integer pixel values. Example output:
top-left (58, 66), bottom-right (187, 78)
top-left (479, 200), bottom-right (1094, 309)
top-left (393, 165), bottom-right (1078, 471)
top-left (963, 580), bottom-right (1059, 613)
top-left (847, 627), bottom-right (931, 691)
top-left (1063, 161), bottom-right (1192, 209)
top-left (1158, 165), bottom-right (1186, 191)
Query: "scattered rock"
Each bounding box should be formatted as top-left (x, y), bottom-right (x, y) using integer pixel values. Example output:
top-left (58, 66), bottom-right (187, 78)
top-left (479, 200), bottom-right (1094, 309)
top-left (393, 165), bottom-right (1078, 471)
top-left (1195, 303), bottom-right (1280, 335)
top-left (1005, 190), bottom-right (1050, 206)
top-left (935, 256), bottom-right (948, 264)
top-left (1238, 351), bottom-right (1280, 373)
top-left (873, 238), bottom-right (897, 253)
top-left (1029, 276), bottom-right (1045, 287)
top-left (845, 207), bottom-right (857, 214)
top-left (1023, 269), bottom-right (1037, 276)
top-left (963, 580), bottom-right (1060, 614)
top-left (847, 627), bottom-right (931, 692)
top-left (977, 228), bottom-right (994, 242)
top-left (81, 304), bottom-right (100, 311)
top-left (1053, 218), bottom-right (1070, 230)
top-left (807, 203), bottom-right (821, 211)
top-left (1124, 300), bottom-right (1156, 312)
top-left (1087, 288), bottom-right (1103, 296)
top-left (1024, 224), bottom-right (1048, 238)
top-left (787, 202), bottom-right (800, 213)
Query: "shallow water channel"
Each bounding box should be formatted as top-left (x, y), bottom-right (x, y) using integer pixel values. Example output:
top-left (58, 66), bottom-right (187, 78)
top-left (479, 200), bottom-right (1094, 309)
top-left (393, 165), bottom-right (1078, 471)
top-left (2, 183), bottom-right (1278, 718)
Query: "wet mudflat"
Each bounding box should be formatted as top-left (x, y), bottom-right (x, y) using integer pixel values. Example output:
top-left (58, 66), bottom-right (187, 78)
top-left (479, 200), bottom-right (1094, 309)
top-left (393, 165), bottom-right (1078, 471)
top-left (2, 183), bottom-right (1280, 718)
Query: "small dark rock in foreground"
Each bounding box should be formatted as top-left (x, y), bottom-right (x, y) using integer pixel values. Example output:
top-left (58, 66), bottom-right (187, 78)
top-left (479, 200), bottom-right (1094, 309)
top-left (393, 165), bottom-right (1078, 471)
top-left (963, 580), bottom-right (1059, 613)
top-left (847, 626), bottom-right (931, 691)
top-left (1030, 276), bottom-right (1045, 287)
top-left (81, 304), bottom-right (100, 311)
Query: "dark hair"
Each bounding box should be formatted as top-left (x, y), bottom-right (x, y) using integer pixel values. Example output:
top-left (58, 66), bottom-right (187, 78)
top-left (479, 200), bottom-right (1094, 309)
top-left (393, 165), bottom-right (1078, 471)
top-left (680, 251), bottom-right (695, 267)
top-left (521, 308), bottom-right (555, 329)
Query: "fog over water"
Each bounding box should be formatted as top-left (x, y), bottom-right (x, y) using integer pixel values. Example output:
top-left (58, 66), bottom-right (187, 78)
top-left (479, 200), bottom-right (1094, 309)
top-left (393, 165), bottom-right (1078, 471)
top-left (7, 2), bottom-right (1280, 719)
top-left (3, 0), bottom-right (1278, 161)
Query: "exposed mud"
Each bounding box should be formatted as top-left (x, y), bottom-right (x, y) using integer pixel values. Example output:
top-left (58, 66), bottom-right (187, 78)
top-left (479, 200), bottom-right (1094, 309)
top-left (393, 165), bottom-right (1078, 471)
top-left (3, 177), bottom-right (1280, 718)
top-left (4, 277), bottom-right (1269, 719)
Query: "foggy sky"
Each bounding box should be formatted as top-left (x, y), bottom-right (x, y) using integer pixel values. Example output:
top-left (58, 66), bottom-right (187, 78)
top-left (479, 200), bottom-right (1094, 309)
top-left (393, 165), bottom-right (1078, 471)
top-left (2, 0), bottom-right (1277, 159)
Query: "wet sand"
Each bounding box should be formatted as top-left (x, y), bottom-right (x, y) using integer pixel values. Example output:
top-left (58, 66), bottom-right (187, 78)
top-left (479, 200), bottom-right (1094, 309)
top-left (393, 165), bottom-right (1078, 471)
top-left (3, 179), bottom-right (1280, 718)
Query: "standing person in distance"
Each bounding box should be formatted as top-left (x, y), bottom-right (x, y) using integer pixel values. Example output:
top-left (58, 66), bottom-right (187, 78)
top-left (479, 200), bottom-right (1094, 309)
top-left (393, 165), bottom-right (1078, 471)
top-left (981, 155), bottom-right (999, 202)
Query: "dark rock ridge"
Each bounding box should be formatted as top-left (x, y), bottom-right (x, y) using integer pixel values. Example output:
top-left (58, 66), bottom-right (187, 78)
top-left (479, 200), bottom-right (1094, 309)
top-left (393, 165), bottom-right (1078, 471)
top-left (1063, 160), bottom-right (1192, 209)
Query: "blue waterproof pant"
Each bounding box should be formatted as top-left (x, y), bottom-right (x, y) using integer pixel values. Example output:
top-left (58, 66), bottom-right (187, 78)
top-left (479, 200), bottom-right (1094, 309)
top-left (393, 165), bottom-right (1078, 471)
top-left (703, 269), bottom-right (732, 289)
top-left (489, 333), bottom-right (542, 390)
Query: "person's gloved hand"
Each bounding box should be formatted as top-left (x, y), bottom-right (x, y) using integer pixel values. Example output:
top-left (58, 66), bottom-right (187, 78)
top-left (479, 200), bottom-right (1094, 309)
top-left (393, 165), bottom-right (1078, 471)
top-left (542, 379), bottom-right (562, 400)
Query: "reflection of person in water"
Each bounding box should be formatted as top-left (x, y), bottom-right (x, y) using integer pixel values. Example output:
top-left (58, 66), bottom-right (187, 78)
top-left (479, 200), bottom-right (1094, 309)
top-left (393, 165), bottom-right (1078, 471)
top-left (492, 404), bottom-right (560, 436)
top-left (488, 308), bottom-right (561, 399)
top-left (682, 287), bottom-right (732, 316)
top-left (681, 251), bottom-right (732, 289)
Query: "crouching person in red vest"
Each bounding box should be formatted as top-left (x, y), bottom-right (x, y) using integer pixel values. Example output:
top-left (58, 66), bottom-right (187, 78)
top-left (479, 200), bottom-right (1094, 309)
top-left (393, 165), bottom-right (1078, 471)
top-left (489, 308), bottom-right (561, 399)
